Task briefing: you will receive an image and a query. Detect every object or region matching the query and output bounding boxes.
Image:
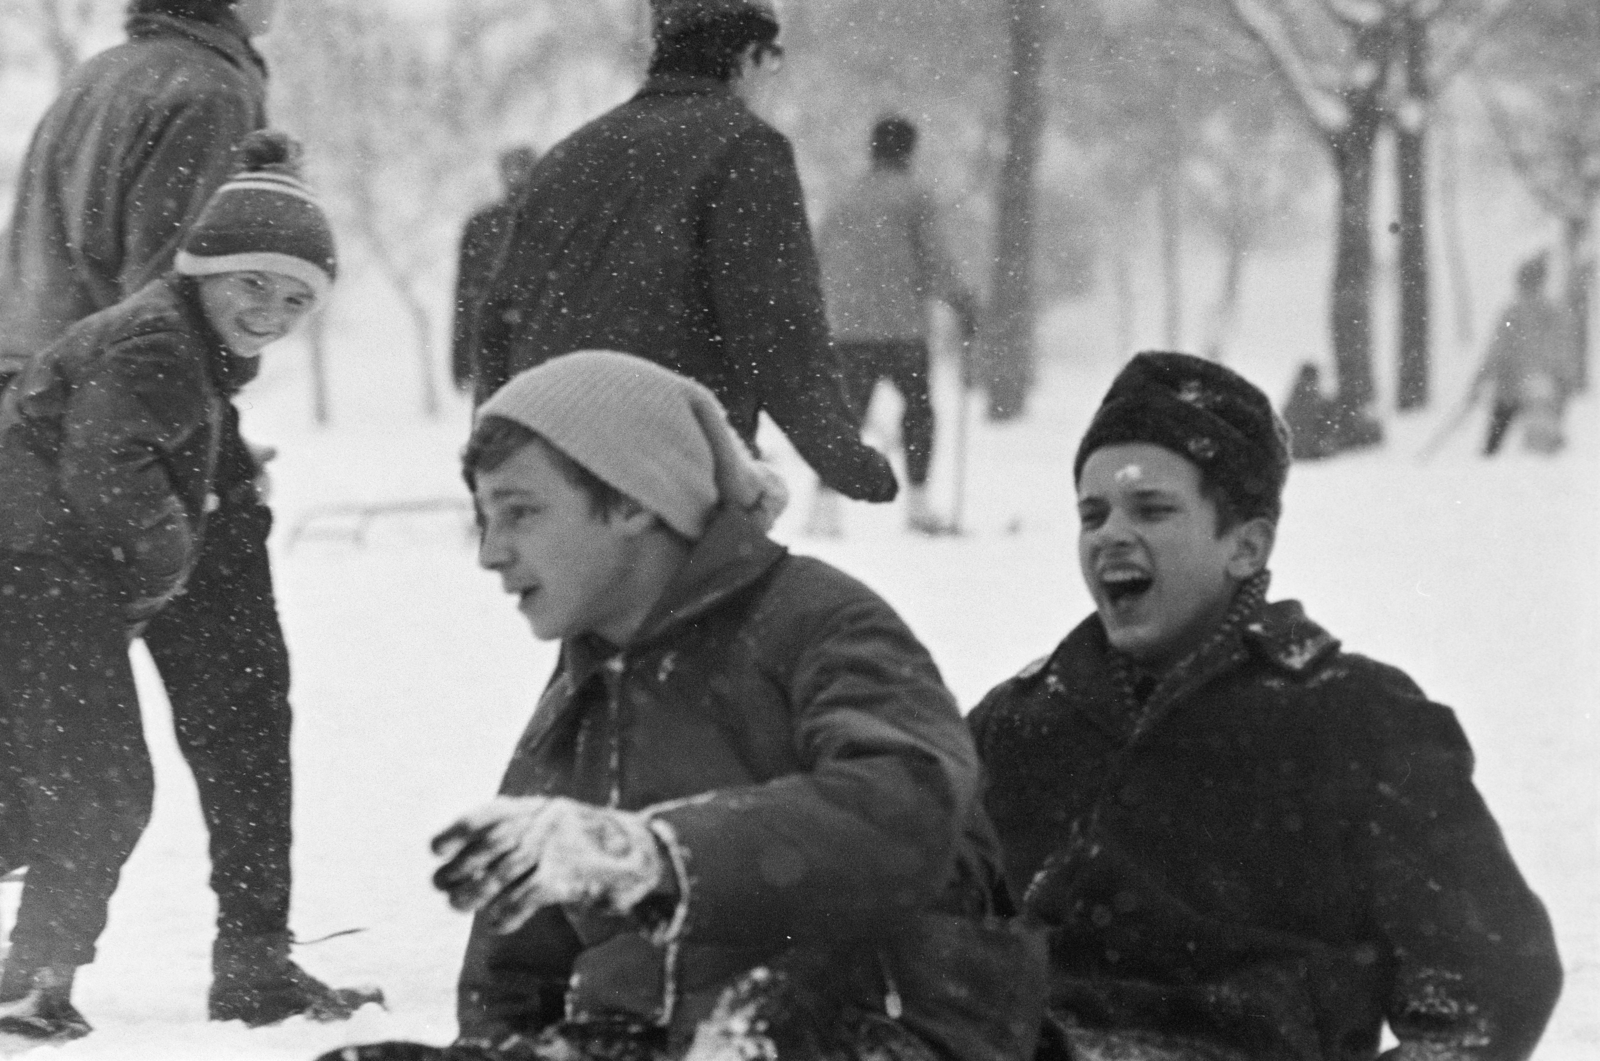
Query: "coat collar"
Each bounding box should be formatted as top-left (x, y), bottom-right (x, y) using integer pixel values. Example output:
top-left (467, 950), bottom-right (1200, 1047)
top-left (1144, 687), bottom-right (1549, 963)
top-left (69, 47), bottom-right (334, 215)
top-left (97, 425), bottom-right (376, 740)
top-left (125, 10), bottom-right (268, 80)
top-left (635, 73), bottom-right (736, 101)
top-left (561, 505), bottom-right (787, 681)
top-left (1041, 597), bottom-right (1340, 744)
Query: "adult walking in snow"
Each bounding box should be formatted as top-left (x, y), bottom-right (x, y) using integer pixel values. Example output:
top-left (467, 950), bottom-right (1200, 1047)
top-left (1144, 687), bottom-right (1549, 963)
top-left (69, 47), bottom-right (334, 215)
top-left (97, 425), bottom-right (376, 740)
top-left (450, 146), bottom-right (539, 393)
top-left (1474, 253), bottom-right (1581, 456)
top-left (317, 351), bottom-right (1044, 1061)
top-left (969, 352), bottom-right (1562, 1061)
top-left (809, 115), bottom-right (979, 537)
top-left (466, 0), bottom-right (897, 505)
top-left (0, 0), bottom-right (376, 1029)
top-left (0, 136), bottom-right (379, 1042)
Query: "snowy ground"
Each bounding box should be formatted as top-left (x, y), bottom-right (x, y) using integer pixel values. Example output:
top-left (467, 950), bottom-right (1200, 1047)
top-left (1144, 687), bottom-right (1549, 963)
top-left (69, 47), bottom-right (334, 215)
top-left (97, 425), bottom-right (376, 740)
top-left (1, 317), bottom-right (1595, 1060)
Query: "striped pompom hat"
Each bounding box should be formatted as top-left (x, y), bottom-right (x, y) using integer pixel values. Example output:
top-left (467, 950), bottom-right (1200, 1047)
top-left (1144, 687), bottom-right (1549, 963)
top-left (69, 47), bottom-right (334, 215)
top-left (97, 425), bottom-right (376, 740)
top-left (175, 131), bottom-right (336, 299)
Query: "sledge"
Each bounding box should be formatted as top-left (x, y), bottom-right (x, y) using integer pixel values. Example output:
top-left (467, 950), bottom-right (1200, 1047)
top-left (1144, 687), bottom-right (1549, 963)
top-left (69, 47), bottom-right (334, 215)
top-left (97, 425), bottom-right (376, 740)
top-left (287, 498), bottom-right (474, 549)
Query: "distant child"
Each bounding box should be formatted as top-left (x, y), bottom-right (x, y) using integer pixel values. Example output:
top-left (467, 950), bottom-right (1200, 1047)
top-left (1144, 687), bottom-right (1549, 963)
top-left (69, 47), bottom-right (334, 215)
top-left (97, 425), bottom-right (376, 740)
top-left (970, 352), bottom-right (1561, 1061)
top-left (1475, 253), bottom-right (1581, 455)
top-left (0, 132), bottom-right (352, 1041)
top-left (321, 351), bottom-right (1042, 1061)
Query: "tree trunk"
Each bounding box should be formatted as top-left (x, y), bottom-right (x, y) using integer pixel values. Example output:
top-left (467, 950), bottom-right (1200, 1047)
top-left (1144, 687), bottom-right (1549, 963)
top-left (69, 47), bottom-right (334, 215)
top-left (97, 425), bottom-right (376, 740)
top-left (1159, 167), bottom-right (1183, 349)
top-left (1565, 211), bottom-right (1594, 391)
top-left (1436, 105), bottom-right (1475, 348)
top-left (1111, 233), bottom-right (1135, 359)
top-left (1204, 222), bottom-right (1247, 362)
top-left (1328, 101), bottom-right (1383, 422)
top-left (1394, 16), bottom-right (1431, 410)
top-left (983, 0), bottom-right (1048, 421)
top-left (307, 309), bottom-right (332, 426)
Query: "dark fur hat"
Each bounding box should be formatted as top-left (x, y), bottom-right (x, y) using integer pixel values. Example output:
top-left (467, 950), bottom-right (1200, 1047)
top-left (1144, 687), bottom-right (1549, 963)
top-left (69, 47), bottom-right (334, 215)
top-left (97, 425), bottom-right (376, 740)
top-left (1075, 351), bottom-right (1291, 524)
top-left (652, 0), bottom-right (778, 40)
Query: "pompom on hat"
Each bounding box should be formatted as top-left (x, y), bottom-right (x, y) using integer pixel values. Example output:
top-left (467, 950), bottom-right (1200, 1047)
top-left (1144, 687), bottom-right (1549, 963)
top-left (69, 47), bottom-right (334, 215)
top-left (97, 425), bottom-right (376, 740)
top-left (476, 351), bottom-right (789, 540)
top-left (175, 131), bottom-right (337, 300)
top-left (651, 0), bottom-right (779, 39)
top-left (1075, 351), bottom-right (1291, 523)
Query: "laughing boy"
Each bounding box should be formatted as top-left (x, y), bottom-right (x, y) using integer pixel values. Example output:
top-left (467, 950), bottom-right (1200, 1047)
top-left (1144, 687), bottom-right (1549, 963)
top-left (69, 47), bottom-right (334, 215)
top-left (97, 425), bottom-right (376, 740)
top-left (969, 352), bottom-right (1561, 1061)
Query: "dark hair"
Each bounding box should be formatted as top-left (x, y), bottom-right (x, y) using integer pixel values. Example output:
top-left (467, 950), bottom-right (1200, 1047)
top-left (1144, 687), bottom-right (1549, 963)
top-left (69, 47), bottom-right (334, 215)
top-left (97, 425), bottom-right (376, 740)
top-left (128, 0), bottom-right (233, 22)
top-left (648, 12), bottom-right (780, 82)
top-left (871, 116), bottom-right (918, 168)
top-left (462, 415), bottom-right (630, 518)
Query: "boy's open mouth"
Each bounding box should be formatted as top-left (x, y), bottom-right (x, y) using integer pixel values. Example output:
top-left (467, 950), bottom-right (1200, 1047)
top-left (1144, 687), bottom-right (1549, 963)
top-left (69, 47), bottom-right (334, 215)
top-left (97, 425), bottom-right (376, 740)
top-left (1101, 569), bottom-right (1153, 605)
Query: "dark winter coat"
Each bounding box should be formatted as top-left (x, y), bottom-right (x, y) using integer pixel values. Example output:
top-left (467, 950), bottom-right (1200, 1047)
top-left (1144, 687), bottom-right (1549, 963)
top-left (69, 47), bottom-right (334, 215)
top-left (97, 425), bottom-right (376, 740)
top-left (468, 74), bottom-right (894, 502)
top-left (968, 600), bottom-right (1561, 1061)
top-left (0, 275), bottom-right (256, 620)
top-left (0, 8), bottom-right (266, 377)
top-left (458, 507), bottom-right (1044, 1059)
top-left (450, 200), bottom-right (518, 392)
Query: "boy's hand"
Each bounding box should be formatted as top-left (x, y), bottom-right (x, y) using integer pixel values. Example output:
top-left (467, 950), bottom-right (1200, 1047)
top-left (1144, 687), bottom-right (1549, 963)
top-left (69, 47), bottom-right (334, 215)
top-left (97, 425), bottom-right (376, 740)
top-left (431, 796), bottom-right (664, 935)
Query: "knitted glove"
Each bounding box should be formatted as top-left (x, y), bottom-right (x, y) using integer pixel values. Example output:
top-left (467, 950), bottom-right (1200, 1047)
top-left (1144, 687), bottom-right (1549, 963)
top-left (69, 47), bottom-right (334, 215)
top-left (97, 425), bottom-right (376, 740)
top-left (432, 797), bottom-right (665, 935)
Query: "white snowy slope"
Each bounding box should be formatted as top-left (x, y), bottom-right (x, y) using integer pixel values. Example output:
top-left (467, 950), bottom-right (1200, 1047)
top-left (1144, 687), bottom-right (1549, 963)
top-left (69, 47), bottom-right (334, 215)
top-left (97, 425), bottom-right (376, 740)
top-left (3, 334), bottom-right (1594, 1060)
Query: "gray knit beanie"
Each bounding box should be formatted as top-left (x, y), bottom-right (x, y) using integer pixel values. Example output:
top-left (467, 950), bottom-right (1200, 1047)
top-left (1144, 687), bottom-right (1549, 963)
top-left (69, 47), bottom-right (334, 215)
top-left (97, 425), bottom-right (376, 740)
top-left (476, 351), bottom-right (789, 539)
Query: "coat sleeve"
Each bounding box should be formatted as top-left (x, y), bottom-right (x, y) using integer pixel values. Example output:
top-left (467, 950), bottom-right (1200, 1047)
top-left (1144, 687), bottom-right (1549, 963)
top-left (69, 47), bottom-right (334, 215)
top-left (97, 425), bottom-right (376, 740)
top-left (1345, 670), bottom-right (1562, 1061)
top-left (59, 332), bottom-right (207, 614)
top-left (705, 130), bottom-right (896, 502)
top-left (651, 583), bottom-right (978, 949)
top-left (116, 89), bottom-right (260, 298)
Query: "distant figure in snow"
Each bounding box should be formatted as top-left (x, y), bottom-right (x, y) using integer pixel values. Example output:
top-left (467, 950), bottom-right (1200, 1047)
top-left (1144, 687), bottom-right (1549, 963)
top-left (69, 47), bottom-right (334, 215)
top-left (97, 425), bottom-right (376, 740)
top-left (1280, 362), bottom-right (1340, 461)
top-left (808, 114), bottom-right (979, 537)
top-left (0, 0), bottom-right (377, 1030)
top-left (314, 351), bottom-right (1043, 1061)
top-left (467, 0), bottom-right (897, 506)
top-left (970, 352), bottom-right (1562, 1061)
top-left (451, 146), bottom-right (539, 393)
top-left (1475, 252), bottom-right (1581, 456)
top-left (0, 135), bottom-right (377, 1042)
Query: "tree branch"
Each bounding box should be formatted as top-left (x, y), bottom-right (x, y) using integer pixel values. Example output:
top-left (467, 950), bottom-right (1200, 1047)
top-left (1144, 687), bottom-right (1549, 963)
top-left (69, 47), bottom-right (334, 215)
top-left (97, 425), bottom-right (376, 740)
top-left (1227, 0), bottom-right (1350, 133)
top-left (1431, 0), bottom-right (1517, 88)
top-left (1479, 82), bottom-right (1586, 218)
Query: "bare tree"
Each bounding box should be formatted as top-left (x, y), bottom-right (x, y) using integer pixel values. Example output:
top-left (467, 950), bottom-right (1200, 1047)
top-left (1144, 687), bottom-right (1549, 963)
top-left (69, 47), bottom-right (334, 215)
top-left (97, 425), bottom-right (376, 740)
top-left (0, 0), bottom-right (116, 86)
top-left (267, 0), bottom-right (637, 421)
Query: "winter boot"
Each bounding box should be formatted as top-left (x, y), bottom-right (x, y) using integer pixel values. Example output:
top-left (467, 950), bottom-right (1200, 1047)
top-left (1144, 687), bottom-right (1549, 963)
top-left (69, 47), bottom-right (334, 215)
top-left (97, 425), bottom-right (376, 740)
top-left (905, 487), bottom-right (951, 536)
top-left (0, 965), bottom-right (91, 1042)
top-left (209, 931), bottom-right (384, 1026)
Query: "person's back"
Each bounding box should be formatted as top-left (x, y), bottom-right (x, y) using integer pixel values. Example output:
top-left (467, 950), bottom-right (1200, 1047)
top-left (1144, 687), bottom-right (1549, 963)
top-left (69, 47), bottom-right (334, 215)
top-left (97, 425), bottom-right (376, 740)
top-left (0, 0), bottom-right (266, 377)
top-left (470, 0), bottom-right (894, 504)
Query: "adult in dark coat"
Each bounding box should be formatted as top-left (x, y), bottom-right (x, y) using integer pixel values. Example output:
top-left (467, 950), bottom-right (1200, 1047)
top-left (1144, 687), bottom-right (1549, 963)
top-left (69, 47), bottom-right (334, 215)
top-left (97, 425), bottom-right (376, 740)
top-left (970, 353), bottom-right (1561, 1061)
top-left (0, 9), bottom-right (370, 1012)
top-left (468, 0), bottom-right (896, 504)
top-left (450, 146), bottom-right (539, 393)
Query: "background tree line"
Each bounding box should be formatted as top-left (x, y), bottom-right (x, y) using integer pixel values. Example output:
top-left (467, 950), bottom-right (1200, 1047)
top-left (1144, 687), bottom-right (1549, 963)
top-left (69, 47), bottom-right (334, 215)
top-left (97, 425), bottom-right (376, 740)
top-left (0, 0), bottom-right (1593, 430)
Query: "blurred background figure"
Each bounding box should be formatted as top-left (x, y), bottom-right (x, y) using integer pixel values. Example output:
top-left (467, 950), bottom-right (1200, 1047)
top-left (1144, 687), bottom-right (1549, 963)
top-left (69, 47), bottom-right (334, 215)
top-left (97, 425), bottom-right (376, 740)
top-left (449, 145), bottom-right (538, 394)
top-left (1475, 252), bottom-right (1581, 456)
top-left (1280, 362), bottom-right (1341, 461)
top-left (810, 114), bottom-right (979, 537)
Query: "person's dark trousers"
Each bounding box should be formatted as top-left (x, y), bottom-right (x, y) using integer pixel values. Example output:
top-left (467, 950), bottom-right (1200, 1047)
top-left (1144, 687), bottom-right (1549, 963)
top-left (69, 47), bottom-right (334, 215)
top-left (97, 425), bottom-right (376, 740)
top-left (0, 556), bottom-right (154, 972)
top-left (1484, 399), bottom-right (1520, 455)
top-left (142, 433), bottom-right (294, 942)
top-left (837, 339), bottom-right (935, 488)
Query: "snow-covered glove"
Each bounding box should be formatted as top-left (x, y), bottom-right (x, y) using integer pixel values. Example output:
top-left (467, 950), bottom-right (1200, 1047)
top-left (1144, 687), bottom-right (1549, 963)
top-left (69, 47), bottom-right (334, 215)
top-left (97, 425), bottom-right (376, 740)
top-left (431, 796), bottom-right (665, 935)
top-left (247, 443), bottom-right (278, 505)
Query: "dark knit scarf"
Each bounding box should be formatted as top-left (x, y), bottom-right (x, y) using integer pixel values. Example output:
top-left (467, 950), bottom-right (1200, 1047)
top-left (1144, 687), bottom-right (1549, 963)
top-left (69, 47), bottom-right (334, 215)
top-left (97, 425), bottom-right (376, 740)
top-left (1108, 571), bottom-right (1270, 739)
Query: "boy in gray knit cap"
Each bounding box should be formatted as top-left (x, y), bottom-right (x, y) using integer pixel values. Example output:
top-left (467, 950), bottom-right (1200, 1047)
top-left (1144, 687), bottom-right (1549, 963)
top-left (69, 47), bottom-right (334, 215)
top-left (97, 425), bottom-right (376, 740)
top-left (324, 350), bottom-right (1043, 1061)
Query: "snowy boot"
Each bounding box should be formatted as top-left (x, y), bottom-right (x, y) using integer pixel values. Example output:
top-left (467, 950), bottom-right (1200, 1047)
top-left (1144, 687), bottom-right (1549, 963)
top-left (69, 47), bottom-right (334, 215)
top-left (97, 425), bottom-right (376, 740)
top-left (0, 965), bottom-right (91, 1043)
top-left (208, 931), bottom-right (383, 1026)
top-left (905, 487), bottom-right (951, 536)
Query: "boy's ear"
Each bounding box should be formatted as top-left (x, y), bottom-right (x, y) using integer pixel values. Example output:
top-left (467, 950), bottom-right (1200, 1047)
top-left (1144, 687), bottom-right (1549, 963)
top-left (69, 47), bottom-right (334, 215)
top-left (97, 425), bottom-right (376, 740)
top-left (1226, 517), bottom-right (1276, 580)
top-left (607, 497), bottom-right (660, 537)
